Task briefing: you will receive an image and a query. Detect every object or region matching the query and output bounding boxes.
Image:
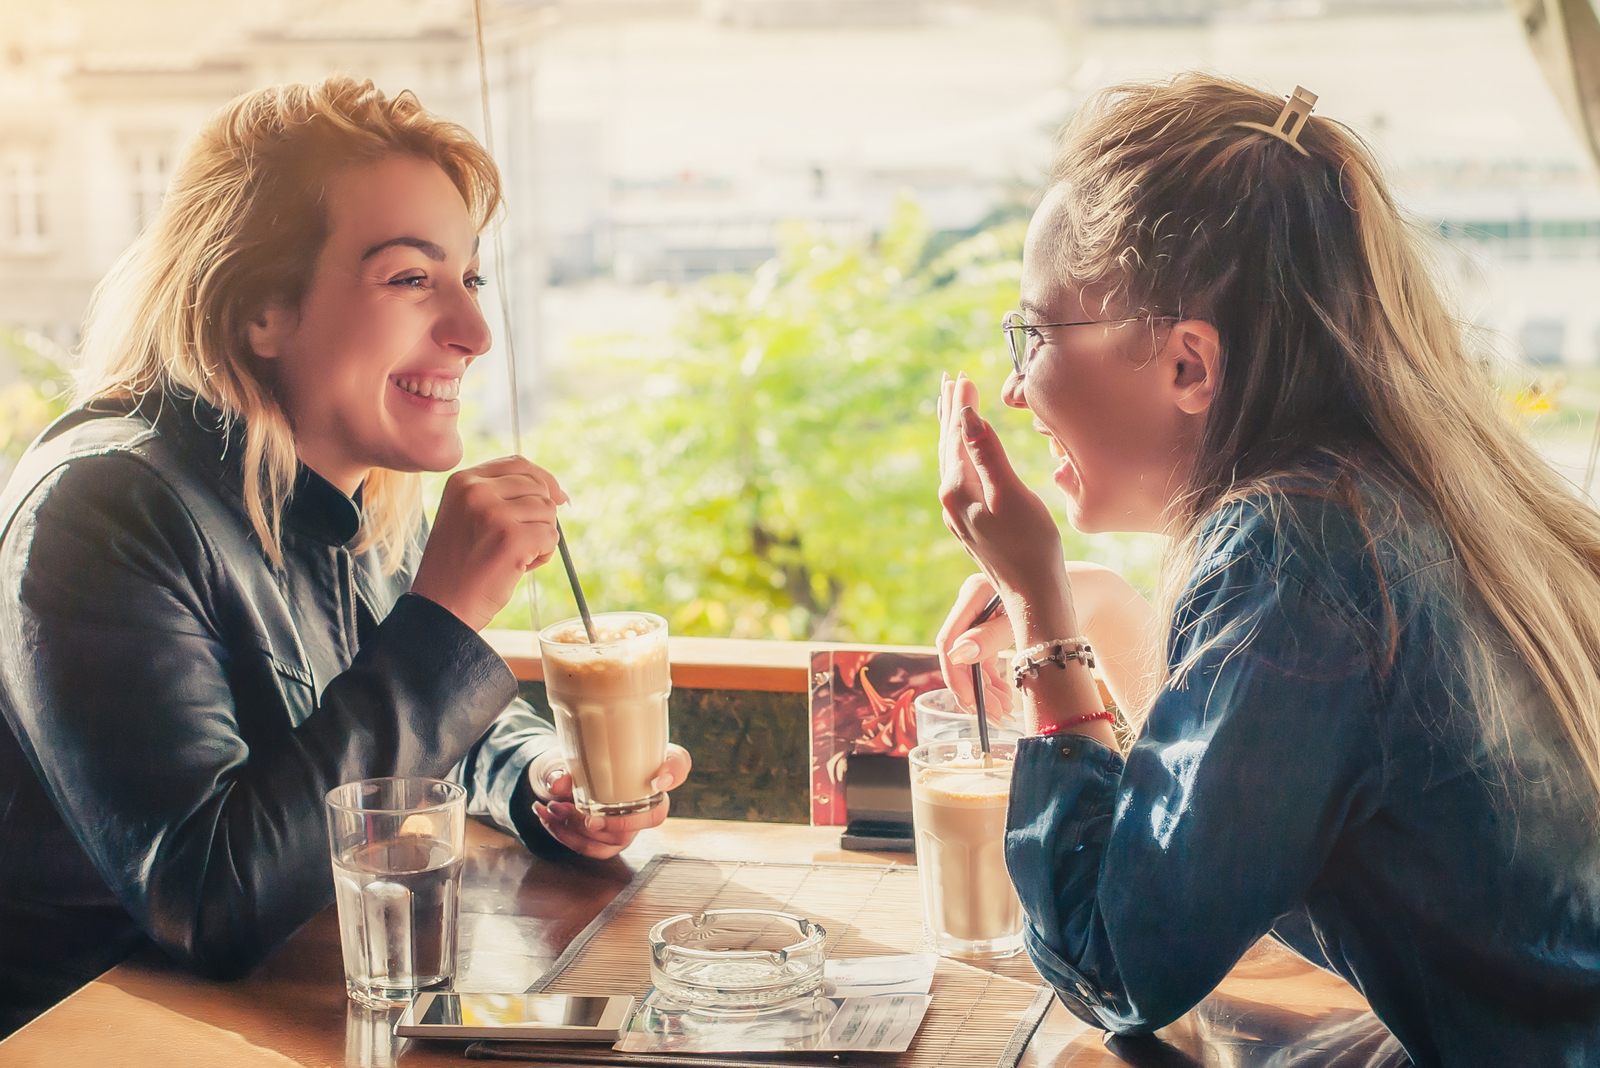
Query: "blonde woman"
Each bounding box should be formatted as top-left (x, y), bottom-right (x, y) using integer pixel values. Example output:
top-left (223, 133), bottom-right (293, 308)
top-left (0, 77), bottom-right (688, 1034)
top-left (936, 75), bottom-right (1600, 1066)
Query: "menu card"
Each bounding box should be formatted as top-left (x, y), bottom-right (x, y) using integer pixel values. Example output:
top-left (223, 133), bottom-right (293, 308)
top-left (808, 651), bottom-right (943, 826)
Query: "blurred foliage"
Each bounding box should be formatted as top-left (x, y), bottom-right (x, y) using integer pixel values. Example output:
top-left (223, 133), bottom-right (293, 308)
top-left (471, 198), bottom-right (1164, 643)
top-left (0, 330), bottom-right (72, 463)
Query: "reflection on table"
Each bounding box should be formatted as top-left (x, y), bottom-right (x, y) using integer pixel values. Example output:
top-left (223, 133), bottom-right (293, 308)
top-left (0, 818), bottom-right (1403, 1068)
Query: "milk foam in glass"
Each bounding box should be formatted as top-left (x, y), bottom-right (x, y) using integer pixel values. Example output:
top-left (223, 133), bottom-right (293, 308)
top-left (539, 612), bottom-right (671, 817)
top-left (910, 740), bottom-right (1024, 959)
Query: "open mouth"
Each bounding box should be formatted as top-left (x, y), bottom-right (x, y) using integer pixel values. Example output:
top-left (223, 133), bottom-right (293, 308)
top-left (391, 376), bottom-right (461, 402)
top-left (1036, 423), bottom-right (1067, 460)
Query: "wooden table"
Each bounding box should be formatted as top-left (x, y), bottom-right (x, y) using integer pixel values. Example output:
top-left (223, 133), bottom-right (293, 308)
top-left (0, 818), bottom-right (1395, 1068)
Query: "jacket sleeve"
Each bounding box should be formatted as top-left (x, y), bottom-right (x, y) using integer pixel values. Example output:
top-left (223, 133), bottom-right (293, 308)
top-left (0, 455), bottom-right (521, 978)
top-left (1004, 516), bottom-right (1387, 1034)
top-left (449, 696), bottom-right (564, 854)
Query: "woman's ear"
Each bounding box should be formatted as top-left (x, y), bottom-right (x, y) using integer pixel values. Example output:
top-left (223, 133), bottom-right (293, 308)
top-left (1164, 320), bottom-right (1220, 416)
top-left (245, 300), bottom-right (296, 360)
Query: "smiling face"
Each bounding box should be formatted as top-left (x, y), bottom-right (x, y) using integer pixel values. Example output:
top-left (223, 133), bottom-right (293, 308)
top-left (248, 153), bottom-right (491, 495)
top-left (1002, 185), bottom-right (1213, 534)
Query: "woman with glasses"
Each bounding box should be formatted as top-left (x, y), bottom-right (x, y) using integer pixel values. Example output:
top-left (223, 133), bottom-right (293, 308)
top-left (0, 78), bottom-right (689, 1035)
top-left (936, 74), bottom-right (1600, 1066)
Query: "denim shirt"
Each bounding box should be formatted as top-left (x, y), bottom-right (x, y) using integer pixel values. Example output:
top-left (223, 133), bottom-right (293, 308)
top-left (1005, 471), bottom-right (1600, 1068)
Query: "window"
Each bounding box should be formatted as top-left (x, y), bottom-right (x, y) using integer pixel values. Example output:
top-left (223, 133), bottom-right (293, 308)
top-left (1, 149), bottom-right (46, 250)
top-left (130, 144), bottom-right (169, 234)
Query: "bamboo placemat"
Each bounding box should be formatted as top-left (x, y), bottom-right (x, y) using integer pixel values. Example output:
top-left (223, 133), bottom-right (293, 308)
top-left (499, 855), bottom-right (1053, 1068)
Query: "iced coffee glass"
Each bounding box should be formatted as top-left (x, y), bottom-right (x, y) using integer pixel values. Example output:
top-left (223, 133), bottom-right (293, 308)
top-left (539, 612), bottom-right (671, 817)
top-left (910, 740), bottom-right (1024, 959)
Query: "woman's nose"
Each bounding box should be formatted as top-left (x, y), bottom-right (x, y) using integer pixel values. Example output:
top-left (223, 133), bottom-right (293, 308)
top-left (1001, 369), bottom-right (1029, 409)
top-left (439, 285), bottom-right (492, 358)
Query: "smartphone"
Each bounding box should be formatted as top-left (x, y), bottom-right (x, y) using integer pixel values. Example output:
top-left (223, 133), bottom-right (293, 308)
top-left (394, 992), bottom-right (635, 1041)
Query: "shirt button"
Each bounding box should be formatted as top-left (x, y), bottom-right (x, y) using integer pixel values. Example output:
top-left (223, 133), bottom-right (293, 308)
top-left (1060, 744), bottom-right (1074, 758)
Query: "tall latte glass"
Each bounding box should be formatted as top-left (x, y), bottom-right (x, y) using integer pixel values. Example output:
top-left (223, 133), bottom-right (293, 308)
top-left (540, 612), bottom-right (671, 817)
top-left (910, 740), bottom-right (1024, 959)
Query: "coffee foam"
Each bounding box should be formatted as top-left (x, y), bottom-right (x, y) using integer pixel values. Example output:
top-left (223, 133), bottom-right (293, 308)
top-left (542, 615), bottom-right (669, 698)
top-left (545, 613), bottom-right (659, 646)
top-left (913, 759), bottom-right (1013, 806)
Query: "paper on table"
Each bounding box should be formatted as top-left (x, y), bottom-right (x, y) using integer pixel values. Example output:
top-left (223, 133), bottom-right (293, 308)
top-left (614, 953), bottom-right (938, 1055)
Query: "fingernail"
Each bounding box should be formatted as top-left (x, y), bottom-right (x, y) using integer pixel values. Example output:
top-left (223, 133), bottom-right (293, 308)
top-left (949, 639), bottom-right (981, 665)
top-left (959, 406), bottom-right (983, 440)
top-left (586, 815), bottom-right (606, 832)
top-left (651, 774), bottom-right (670, 792)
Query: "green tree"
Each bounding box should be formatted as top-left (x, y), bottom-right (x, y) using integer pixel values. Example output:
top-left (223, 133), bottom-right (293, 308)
top-left (478, 199), bottom-right (1163, 642)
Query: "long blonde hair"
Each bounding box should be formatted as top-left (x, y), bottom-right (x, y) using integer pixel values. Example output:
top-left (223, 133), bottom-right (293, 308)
top-left (1052, 74), bottom-right (1600, 802)
top-left (75, 76), bottom-right (502, 571)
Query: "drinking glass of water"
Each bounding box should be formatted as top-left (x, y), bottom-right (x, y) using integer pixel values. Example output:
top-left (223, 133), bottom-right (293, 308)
top-left (326, 777), bottom-right (467, 1007)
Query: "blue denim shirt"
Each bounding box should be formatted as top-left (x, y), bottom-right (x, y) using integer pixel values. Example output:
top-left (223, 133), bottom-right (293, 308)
top-left (1005, 472), bottom-right (1600, 1068)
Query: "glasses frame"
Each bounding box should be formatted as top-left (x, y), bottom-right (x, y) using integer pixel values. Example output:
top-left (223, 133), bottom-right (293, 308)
top-left (1001, 310), bottom-right (1178, 375)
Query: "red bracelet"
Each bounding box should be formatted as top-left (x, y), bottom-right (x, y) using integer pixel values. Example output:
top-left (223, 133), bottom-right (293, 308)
top-left (1034, 710), bottom-right (1116, 737)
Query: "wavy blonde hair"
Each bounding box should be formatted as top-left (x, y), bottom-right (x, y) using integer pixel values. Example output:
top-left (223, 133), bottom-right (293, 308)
top-left (1050, 74), bottom-right (1600, 804)
top-left (75, 76), bottom-right (502, 571)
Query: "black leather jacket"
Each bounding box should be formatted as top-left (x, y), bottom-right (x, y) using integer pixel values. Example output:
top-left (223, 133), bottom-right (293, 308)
top-left (0, 394), bottom-right (558, 1035)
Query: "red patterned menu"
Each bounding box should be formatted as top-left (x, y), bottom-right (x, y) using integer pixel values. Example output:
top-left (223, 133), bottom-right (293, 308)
top-left (808, 649), bottom-right (944, 826)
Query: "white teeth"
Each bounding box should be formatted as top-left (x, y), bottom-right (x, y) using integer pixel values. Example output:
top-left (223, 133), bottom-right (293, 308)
top-left (394, 377), bottom-right (459, 401)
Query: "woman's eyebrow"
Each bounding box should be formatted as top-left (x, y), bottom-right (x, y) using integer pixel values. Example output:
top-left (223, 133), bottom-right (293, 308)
top-left (360, 236), bottom-right (447, 261)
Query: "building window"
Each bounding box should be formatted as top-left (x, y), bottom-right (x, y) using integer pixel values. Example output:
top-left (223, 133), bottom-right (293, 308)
top-left (131, 144), bottom-right (169, 234)
top-left (2, 150), bottom-right (46, 250)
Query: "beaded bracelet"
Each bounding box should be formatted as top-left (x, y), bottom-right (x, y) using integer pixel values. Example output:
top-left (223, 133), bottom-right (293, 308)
top-left (1035, 710), bottom-right (1116, 737)
top-left (1010, 638), bottom-right (1095, 687)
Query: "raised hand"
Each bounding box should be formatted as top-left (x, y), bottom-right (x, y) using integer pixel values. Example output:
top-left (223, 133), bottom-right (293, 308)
top-left (937, 372), bottom-right (1072, 626)
top-left (411, 456), bottom-right (569, 632)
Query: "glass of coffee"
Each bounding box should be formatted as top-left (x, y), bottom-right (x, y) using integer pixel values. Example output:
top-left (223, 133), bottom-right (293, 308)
top-left (539, 612), bottom-right (672, 817)
top-left (326, 777), bottom-right (467, 1007)
top-left (909, 740), bottom-right (1024, 959)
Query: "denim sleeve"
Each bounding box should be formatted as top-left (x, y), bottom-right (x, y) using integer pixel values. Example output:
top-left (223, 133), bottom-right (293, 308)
top-left (1005, 539), bottom-right (1383, 1035)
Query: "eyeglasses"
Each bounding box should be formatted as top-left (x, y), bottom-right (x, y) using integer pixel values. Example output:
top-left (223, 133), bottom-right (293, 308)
top-left (1001, 310), bottom-right (1177, 375)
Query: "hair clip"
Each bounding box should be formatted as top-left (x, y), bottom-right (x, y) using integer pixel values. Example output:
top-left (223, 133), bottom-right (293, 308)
top-left (1235, 86), bottom-right (1318, 156)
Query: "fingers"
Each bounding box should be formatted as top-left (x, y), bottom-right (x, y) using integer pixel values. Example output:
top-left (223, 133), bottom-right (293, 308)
top-left (468, 455), bottom-right (571, 505)
top-left (980, 657), bottom-right (1016, 717)
top-left (534, 801), bottom-right (630, 859)
top-left (535, 793), bottom-right (672, 859)
top-left (650, 745), bottom-right (693, 793)
top-left (936, 573), bottom-right (997, 707)
top-left (947, 614), bottom-right (1012, 666)
top-left (958, 404), bottom-right (1028, 513)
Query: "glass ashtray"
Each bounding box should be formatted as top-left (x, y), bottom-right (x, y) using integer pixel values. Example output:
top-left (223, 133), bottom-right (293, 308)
top-left (648, 909), bottom-right (827, 1010)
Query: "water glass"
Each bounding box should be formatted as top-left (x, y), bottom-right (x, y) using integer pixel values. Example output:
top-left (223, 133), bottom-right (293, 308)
top-left (326, 777), bottom-right (467, 1007)
top-left (913, 687), bottom-right (1023, 746)
top-left (909, 740), bottom-right (1024, 959)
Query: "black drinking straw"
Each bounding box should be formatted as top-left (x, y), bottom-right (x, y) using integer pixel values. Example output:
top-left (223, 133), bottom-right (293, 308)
top-left (555, 521), bottom-right (597, 644)
top-left (970, 593), bottom-right (1004, 758)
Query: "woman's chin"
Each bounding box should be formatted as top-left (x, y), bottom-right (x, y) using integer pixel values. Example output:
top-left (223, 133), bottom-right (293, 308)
top-left (383, 437), bottom-right (464, 474)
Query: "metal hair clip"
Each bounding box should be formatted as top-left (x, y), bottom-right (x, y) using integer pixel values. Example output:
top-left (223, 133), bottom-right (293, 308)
top-left (1235, 86), bottom-right (1318, 156)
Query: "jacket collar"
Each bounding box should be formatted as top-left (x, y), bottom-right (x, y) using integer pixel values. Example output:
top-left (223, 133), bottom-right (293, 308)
top-left (82, 391), bottom-right (364, 548)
